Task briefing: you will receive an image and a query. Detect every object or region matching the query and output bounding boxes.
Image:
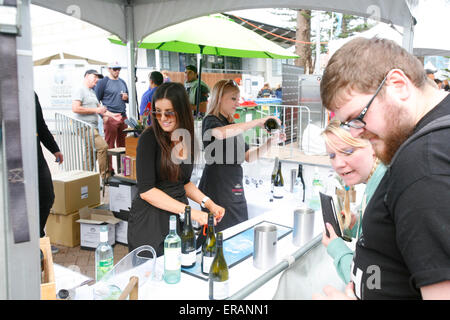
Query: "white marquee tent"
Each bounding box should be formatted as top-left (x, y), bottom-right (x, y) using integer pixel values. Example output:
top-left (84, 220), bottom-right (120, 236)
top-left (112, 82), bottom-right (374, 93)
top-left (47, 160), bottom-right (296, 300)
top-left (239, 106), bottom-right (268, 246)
top-left (2, 0), bottom-right (416, 299)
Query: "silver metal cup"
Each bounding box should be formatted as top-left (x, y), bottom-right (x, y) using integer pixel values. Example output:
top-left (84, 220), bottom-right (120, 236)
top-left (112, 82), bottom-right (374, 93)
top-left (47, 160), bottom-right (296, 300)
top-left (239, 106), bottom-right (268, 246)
top-left (292, 208), bottom-right (315, 246)
top-left (253, 225), bottom-right (278, 270)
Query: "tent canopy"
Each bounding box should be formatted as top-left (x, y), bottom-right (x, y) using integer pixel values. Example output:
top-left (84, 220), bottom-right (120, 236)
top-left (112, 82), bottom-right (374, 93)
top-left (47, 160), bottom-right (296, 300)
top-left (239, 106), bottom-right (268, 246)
top-left (32, 0), bottom-right (413, 44)
top-left (33, 52), bottom-right (107, 66)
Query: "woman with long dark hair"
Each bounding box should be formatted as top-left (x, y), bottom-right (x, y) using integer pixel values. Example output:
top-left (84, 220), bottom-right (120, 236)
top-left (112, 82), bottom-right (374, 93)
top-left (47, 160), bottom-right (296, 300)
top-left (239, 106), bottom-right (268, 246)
top-left (128, 82), bottom-right (225, 256)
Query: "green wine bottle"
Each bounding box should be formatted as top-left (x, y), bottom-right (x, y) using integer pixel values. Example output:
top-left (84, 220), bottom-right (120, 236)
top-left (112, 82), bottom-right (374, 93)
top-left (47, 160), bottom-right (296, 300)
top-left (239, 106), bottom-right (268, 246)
top-left (201, 212), bottom-right (216, 275)
top-left (273, 161), bottom-right (284, 199)
top-left (181, 206), bottom-right (196, 268)
top-left (208, 232), bottom-right (229, 300)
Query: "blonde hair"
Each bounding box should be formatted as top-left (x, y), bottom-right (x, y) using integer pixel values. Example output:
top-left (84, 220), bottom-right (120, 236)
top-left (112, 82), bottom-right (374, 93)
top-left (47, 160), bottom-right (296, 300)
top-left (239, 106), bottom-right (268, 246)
top-left (322, 119), bottom-right (370, 152)
top-left (207, 79), bottom-right (240, 123)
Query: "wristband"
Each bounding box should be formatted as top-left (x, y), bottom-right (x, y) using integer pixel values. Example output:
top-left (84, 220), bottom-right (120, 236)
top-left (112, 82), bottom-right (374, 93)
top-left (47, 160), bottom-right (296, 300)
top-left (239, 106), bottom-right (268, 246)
top-left (201, 196), bottom-right (210, 209)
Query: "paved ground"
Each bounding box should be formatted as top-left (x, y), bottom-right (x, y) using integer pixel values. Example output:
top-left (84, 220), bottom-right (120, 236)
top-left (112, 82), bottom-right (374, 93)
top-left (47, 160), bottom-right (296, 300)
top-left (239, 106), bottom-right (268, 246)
top-left (42, 142), bottom-right (128, 279)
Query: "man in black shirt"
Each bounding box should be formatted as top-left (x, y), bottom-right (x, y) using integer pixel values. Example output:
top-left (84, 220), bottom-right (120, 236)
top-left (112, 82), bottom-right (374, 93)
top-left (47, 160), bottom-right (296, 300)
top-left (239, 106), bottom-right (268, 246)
top-left (316, 38), bottom-right (450, 299)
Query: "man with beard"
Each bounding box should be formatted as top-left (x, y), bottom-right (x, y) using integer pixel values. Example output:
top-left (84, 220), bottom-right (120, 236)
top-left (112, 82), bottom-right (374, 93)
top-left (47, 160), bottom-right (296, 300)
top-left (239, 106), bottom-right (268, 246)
top-left (314, 38), bottom-right (450, 300)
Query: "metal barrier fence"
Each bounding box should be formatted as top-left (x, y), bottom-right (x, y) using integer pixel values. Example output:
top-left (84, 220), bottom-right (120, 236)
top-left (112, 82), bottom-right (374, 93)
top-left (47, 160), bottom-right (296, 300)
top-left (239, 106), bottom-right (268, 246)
top-left (236, 104), bottom-right (315, 154)
top-left (54, 113), bottom-right (97, 173)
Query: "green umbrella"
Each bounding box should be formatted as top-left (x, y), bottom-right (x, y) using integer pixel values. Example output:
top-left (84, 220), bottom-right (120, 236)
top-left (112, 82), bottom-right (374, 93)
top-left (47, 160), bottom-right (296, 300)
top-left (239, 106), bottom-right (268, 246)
top-left (109, 14), bottom-right (298, 114)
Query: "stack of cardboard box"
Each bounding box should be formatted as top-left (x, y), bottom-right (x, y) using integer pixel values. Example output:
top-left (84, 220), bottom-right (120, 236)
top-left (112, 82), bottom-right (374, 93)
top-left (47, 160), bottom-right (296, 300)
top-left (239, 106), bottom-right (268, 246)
top-left (45, 171), bottom-right (101, 247)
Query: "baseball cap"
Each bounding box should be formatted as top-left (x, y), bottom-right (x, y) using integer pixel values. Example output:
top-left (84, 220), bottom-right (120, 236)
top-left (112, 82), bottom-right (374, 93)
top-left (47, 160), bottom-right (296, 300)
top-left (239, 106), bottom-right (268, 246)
top-left (425, 69), bottom-right (436, 75)
top-left (185, 65), bottom-right (197, 73)
top-left (108, 61), bottom-right (122, 68)
top-left (84, 69), bottom-right (104, 78)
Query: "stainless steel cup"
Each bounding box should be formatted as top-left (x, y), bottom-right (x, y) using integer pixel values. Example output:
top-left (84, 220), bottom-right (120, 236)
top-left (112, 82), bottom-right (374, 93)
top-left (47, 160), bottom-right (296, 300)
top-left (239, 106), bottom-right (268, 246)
top-left (253, 225), bottom-right (278, 270)
top-left (292, 208), bottom-right (315, 246)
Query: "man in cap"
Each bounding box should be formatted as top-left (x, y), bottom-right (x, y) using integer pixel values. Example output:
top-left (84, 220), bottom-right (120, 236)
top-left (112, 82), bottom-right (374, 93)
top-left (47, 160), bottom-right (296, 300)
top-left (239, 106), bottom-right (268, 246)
top-left (184, 64), bottom-right (210, 115)
top-left (72, 69), bottom-right (120, 182)
top-left (94, 62), bottom-right (129, 175)
top-left (314, 38), bottom-right (450, 300)
top-left (425, 68), bottom-right (436, 81)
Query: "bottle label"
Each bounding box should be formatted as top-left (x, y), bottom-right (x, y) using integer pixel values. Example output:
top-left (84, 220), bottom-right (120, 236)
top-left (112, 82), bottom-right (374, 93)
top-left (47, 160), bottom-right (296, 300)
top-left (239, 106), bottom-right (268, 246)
top-left (165, 248), bottom-right (181, 271)
top-left (202, 256), bottom-right (214, 274)
top-left (274, 186), bottom-right (284, 198)
top-left (96, 258), bottom-right (113, 281)
top-left (212, 280), bottom-right (229, 300)
top-left (181, 250), bottom-right (196, 267)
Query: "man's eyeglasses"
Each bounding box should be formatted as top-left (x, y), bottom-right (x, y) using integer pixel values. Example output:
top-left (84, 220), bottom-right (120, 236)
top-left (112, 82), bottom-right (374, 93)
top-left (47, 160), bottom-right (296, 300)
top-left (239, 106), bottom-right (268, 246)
top-left (112, 67), bottom-right (121, 72)
top-left (152, 110), bottom-right (176, 120)
top-left (340, 75), bottom-right (387, 130)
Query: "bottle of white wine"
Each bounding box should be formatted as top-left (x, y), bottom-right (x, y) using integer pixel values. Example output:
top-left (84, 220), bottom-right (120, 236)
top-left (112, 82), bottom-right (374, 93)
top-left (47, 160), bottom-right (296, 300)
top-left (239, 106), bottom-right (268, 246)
top-left (209, 232), bottom-right (229, 300)
top-left (180, 205), bottom-right (196, 268)
top-left (95, 225), bottom-right (114, 282)
top-left (201, 212), bottom-right (216, 275)
top-left (273, 161), bottom-right (284, 199)
top-left (164, 215), bottom-right (181, 284)
top-left (308, 167), bottom-right (323, 211)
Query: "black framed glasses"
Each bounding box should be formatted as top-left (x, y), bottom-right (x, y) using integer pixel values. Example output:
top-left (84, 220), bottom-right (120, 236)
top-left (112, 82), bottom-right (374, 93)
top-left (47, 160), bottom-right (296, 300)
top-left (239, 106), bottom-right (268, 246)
top-left (340, 75), bottom-right (388, 130)
top-left (112, 67), bottom-right (121, 71)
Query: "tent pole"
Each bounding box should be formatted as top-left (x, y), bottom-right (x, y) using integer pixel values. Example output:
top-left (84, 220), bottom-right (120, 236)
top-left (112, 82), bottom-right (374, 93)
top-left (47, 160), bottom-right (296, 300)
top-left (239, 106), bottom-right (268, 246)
top-left (196, 45), bottom-right (205, 119)
top-left (125, 3), bottom-right (137, 119)
top-left (402, 16), bottom-right (415, 54)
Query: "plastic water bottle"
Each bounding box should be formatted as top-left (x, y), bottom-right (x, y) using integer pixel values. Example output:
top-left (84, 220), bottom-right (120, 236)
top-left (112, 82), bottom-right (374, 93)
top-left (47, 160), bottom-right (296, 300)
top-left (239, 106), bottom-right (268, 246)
top-left (164, 215), bottom-right (181, 284)
top-left (95, 225), bottom-right (114, 282)
top-left (308, 167), bottom-right (323, 211)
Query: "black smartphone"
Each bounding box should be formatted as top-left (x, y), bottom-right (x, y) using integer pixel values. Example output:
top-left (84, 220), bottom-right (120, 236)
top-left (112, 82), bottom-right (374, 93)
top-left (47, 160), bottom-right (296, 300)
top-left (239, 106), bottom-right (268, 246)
top-left (319, 192), bottom-right (342, 238)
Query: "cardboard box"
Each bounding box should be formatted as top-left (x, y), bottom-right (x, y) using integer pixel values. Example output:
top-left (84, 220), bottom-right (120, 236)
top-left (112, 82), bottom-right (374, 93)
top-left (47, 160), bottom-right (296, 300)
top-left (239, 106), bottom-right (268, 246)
top-left (51, 171), bottom-right (101, 215)
top-left (76, 206), bottom-right (122, 250)
top-left (108, 181), bottom-right (138, 213)
top-left (125, 136), bottom-right (138, 158)
top-left (40, 237), bottom-right (56, 300)
top-left (115, 220), bottom-right (128, 245)
top-left (45, 211), bottom-right (81, 247)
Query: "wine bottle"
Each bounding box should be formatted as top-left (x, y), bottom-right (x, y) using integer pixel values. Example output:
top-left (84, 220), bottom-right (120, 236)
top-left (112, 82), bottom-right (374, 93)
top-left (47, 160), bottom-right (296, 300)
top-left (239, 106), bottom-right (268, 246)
top-left (270, 157), bottom-right (279, 202)
top-left (95, 225), bottom-right (114, 282)
top-left (201, 212), bottom-right (216, 275)
top-left (264, 118), bottom-right (280, 132)
top-left (273, 161), bottom-right (284, 199)
top-left (164, 215), bottom-right (181, 284)
top-left (298, 164), bottom-right (306, 202)
top-left (208, 232), bottom-right (229, 300)
top-left (180, 206), bottom-right (196, 268)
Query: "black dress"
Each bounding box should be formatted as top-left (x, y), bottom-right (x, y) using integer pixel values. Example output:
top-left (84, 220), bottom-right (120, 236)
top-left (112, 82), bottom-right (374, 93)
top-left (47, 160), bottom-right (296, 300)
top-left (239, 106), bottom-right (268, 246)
top-left (127, 128), bottom-right (193, 256)
top-left (198, 114), bottom-right (250, 236)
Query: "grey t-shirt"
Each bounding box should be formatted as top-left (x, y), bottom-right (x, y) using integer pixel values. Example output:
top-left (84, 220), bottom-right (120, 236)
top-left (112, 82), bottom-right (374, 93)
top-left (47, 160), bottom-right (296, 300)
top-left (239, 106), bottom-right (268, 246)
top-left (72, 85), bottom-right (100, 128)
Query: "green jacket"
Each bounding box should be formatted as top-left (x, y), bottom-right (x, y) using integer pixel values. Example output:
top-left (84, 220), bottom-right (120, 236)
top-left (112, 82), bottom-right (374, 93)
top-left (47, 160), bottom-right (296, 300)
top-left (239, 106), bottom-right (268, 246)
top-left (326, 163), bottom-right (387, 284)
top-left (185, 80), bottom-right (209, 105)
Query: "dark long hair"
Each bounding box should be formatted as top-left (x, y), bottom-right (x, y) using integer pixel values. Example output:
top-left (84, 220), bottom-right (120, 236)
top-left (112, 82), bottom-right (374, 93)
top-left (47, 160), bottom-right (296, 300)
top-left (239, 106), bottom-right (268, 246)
top-left (149, 82), bottom-right (195, 181)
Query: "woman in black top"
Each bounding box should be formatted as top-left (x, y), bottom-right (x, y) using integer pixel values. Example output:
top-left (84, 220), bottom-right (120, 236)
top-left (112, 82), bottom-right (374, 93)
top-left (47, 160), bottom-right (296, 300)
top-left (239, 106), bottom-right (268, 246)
top-left (128, 82), bottom-right (225, 256)
top-left (198, 80), bottom-right (285, 234)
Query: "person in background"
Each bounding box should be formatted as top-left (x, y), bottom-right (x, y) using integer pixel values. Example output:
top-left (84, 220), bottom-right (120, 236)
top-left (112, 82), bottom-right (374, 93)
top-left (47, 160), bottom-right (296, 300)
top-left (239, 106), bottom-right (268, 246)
top-left (184, 64), bottom-right (210, 115)
top-left (315, 37), bottom-right (450, 300)
top-left (95, 61), bottom-right (129, 176)
top-left (443, 78), bottom-right (450, 91)
top-left (198, 79), bottom-right (285, 239)
top-left (435, 78), bottom-right (443, 89)
top-left (35, 92), bottom-right (63, 253)
top-left (161, 70), bottom-right (171, 83)
top-left (321, 119), bottom-right (386, 285)
top-left (72, 69), bottom-right (120, 182)
top-left (275, 83), bottom-right (282, 99)
top-left (140, 71), bottom-right (163, 116)
top-left (127, 82), bottom-right (225, 256)
top-left (257, 82), bottom-right (273, 98)
top-left (425, 68), bottom-right (436, 81)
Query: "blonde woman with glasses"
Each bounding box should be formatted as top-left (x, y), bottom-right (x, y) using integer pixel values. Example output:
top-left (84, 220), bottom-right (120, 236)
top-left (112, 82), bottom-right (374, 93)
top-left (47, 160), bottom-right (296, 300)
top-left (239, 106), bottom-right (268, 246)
top-left (198, 79), bottom-right (285, 238)
top-left (321, 119), bottom-right (386, 285)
